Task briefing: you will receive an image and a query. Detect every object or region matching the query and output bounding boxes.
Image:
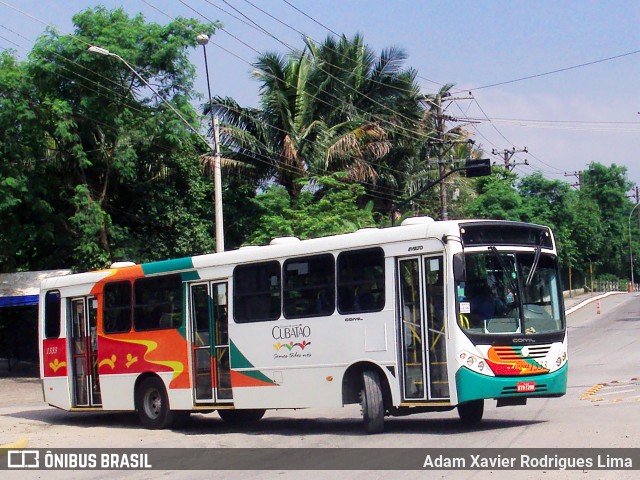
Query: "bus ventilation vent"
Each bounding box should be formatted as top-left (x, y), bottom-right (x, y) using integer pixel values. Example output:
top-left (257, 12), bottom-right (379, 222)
top-left (269, 236), bottom-right (301, 245)
top-left (400, 216), bottom-right (435, 227)
top-left (110, 261), bottom-right (136, 268)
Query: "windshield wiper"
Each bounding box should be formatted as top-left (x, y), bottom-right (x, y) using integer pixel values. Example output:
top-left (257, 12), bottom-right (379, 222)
top-left (488, 246), bottom-right (518, 294)
top-left (526, 246), bottom-right (542, 286)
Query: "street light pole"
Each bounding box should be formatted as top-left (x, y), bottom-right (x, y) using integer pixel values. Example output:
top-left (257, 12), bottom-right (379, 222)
top-left (196, 33), bottom-right (224, 253)
top-left (629, 202), bottom-right (640, 289)
top-left (88, 45), bottom-right (225, 252)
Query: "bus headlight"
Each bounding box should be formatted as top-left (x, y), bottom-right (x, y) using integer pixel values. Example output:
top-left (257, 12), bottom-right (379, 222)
top-left (457, 350), bottom-right (494, 376)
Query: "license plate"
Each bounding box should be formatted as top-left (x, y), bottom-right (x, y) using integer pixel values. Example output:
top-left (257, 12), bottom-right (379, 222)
top-left (516, 381), bottom-right (536, 393)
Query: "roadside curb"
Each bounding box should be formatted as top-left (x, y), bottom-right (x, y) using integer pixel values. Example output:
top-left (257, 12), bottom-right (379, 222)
top-left (565, 291), bottom-right (626, 316)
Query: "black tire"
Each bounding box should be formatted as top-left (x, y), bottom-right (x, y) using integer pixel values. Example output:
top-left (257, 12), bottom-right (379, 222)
top-left (218, 408), bottom-right (266, 424)
top-left (457, 399), bottom-right (484, 425)
top-left (360, 369), bottom-right (384, 434)
top-left (135, 376), bottom-right (175, 429)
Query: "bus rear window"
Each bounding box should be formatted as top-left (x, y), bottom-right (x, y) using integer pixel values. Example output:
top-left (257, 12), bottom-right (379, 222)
top-left (44, 290), bottom-right (61, 339)
top-left (234, 261), bottom-right (281, 323)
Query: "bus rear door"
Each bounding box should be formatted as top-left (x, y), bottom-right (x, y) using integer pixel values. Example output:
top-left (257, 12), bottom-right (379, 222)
top-left (69, 297), bottom-right (102, 407)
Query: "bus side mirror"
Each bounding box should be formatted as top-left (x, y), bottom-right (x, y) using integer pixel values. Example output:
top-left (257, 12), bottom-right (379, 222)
top-left (453, 254), bottom-right (465, 283)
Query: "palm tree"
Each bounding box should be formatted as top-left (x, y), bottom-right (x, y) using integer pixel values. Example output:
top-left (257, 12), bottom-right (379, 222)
top-left (304, 35), bottom-right (422, 187)
top-left (209, 34), bottom-right (423, 204)
top-left (208, 49), bottom-right (311, 199)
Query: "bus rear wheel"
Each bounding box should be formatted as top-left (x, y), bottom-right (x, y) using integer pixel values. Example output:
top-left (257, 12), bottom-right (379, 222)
top-left (457, 399), bottom-right (484, 425)
top-left (135, 376), bottom-right (175, 429)
top-left (360, 369), bottom-right (384, 434)
top-left (218, 409), bottom-right (266, 424)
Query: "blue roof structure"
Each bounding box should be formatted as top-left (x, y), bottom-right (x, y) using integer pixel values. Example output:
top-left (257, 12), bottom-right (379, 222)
top-left (0, 270), bottom-right (72, 309)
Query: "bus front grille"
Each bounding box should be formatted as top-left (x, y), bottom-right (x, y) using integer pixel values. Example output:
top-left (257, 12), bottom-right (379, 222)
top-left (492, 345), bottom-right (551, 361)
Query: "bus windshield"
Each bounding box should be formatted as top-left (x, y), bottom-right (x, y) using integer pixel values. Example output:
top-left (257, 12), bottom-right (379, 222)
top-left (456, 250), bottom-right (564, 335)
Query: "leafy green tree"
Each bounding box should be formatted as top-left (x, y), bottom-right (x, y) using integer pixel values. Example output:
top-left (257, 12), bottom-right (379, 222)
top-left (580, 162), bottom-right (633, 277)
top-left (517, 172), bottom-right (578, 268)
top-left (246, 175), bottom-right (376, 245)
top-left (1, 7), bottom-right (220, 271)
top-left (0, 52), bottom-right (60, 272)
top-left (463, 169), bottom-right (523, 221)
top-left (567, 192), bottom-right (604, 275)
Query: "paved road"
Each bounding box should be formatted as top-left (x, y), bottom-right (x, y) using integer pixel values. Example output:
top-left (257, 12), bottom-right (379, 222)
top-left (1, 292), bottom-right (638, 479)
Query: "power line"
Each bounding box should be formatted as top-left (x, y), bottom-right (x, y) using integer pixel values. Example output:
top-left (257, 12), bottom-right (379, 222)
top-left (238, 0), bottom-right (428, 97)
top-left (280, 0), bottom-right (340, 37)
top-left (279, 0), bottom-right (443, 89)
top-left (469, 93), bottom-right (568, 176)
top-left (179, 0), bottom-right (432, 143)
top-left (142, 0), bottom-right (438, 182)
top-left (0, 32), bottom-right (19, 47)
top-left (0, 21), bottom-right (30, 42)
top-left (458, 47), bottom-right (640, 93)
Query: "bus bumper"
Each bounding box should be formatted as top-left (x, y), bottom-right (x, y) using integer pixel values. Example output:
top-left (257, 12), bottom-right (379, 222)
top-left (455, 363), bottom-right (568, 404)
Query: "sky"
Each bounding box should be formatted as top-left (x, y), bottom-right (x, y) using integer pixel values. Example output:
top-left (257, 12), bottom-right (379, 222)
top-left (1, 0), bottom-right (639, 192)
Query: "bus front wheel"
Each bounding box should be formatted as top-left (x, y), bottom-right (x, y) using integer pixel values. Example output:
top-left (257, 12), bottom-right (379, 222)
top-left (135, 376), bottom-right (175, 429)
top-left (457, 399), bottom-right (484, 425)
top-left (360, 369), bottom-right (384, 434)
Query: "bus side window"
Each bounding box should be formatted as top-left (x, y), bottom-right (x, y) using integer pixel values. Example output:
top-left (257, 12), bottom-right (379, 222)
top-left (44, 290), bottom-right (62, 339)
top-left (337, 248), bottom-right (385, 314)
top-left (283, 254), bottom-right (335, 319)
top-left (103, 282), bottom-right (132, 334)
top-left (233, 261), bottom-right (281, 323)
top-left (133, 274), bottom-right (183, 331)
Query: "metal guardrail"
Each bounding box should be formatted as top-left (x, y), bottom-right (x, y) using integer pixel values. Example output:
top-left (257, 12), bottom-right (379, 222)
top-left (586, 281), bottom-right (638, 293)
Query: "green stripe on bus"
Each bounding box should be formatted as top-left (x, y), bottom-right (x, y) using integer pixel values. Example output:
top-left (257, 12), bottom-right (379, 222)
top-left (141, 257), bottom-right (195, 275)
top-left (230, 340), bottom-right (273, 384)
top-left (230, 339), bottom-right (253, 369)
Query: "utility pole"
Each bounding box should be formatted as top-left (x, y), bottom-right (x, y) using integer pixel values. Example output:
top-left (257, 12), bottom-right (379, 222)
top-left (435, 94), bottom-right (448, 220)
top-left (564, 171), bottom-right (583, 189)
top-left (426, 92), bottom-right (475, 220)
top-left (491, 147), bottom-right (528, 171)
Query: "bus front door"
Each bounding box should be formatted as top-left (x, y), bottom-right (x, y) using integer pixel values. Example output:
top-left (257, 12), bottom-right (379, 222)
top-left (190, 282), bottom-right (232, 403)
top-left (398, 256), bottom-right (449, 402)
top-left (69, 297), bottom-right (101, 407)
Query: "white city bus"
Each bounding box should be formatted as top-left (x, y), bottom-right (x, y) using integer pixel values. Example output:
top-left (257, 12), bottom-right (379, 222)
top-left (39, 216), bottom-right (567, 433)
